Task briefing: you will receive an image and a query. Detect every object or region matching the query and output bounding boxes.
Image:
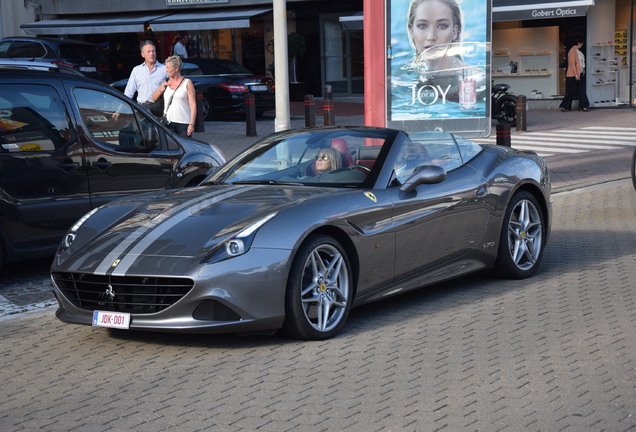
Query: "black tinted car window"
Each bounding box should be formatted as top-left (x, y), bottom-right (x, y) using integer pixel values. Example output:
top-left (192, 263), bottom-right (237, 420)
top-left (74, 88), bottom-right (148, 153)
top-left (197, 59), bottom-right (252, 75)
top-left (7, 41), bottom-right (47, 58)
top-left (59, 44), bottom-right (104, 63)
top-left (0, 84), bottom-right (71, 152)
top-left (0, 41), bottom-right (10, 57)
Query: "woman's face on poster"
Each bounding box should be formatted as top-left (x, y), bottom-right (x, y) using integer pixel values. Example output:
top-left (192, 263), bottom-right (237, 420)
top-left (409, 0), bottom-right (458, 57)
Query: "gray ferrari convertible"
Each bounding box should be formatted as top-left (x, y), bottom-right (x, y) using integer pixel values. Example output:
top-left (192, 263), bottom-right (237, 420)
top-left (51, 126), bottom-right (551, 340)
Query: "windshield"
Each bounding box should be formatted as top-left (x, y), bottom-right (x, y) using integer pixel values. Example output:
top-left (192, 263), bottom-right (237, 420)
top-left (208, 129), bottom-right (391, 188)
top-left (194, 59), bottom-right (252, 75)
top-left (59, 44), bottom-right (105, 63)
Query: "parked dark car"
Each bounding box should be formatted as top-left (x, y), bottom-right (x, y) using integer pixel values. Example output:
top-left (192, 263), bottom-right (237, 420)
top-left (0, 68), bottom-right (225, 271)
top-left (111, 58), bottom-right (275, 120)
top-left (0, 36), bottom-right (111, 83)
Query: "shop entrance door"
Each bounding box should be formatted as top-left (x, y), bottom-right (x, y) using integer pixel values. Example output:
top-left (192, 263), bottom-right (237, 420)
top-left (320, 14), bottom-right (364, 96)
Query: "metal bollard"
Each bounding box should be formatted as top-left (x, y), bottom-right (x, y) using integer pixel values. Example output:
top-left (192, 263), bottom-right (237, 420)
top-left (516, 94), bottom-right (527, 132)
top-left (195, 91), bottom-right (205, 132)
top-left (304, 94), bottom-right (316, 127)
top-left (496, 123), bottom-right (511, 147)
top-left (323, 85), bottom-right (334, 126)
top-left (245, 92), bottom-right (257, 137)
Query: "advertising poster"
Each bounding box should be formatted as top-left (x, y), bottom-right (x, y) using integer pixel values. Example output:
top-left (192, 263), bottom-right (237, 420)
top-left (387, 0), bottom-right (491, 136)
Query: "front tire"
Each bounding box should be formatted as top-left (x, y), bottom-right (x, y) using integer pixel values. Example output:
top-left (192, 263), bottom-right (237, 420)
top-left (493, 191), bottom-right (545, 279)
top-left (283, 234), bottom-right (353, 340)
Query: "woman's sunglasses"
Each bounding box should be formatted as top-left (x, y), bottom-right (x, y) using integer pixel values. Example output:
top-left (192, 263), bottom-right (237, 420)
top-left (315, 154), bottom-right (330, 161)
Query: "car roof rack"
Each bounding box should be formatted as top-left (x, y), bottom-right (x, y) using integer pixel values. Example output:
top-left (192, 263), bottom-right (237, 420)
top-left (0, 59), bottom-right (84, 76)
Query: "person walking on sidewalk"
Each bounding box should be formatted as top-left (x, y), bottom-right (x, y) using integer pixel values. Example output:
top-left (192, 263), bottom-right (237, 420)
top-left (151, 55), bottom-right (197, 137)
top-left (124, 40), bottom-right (167, 105)
top-left (560, 40), bottom-right (590, 112)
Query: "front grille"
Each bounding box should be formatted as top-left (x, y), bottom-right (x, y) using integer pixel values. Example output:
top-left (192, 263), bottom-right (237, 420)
top-left (52, 272), bottom-right (194, 314)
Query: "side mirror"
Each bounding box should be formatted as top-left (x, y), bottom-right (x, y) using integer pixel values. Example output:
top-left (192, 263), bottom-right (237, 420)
top-left (400, 165), bottom-right (447, 193)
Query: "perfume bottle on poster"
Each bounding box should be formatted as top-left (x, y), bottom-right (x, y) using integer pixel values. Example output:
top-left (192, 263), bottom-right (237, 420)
top-left (459, 69), bottom-right (476, 110)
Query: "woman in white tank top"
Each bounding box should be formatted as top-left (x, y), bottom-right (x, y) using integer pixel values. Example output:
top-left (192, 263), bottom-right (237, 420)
top-left (151, 55), bottom-right (197, 136)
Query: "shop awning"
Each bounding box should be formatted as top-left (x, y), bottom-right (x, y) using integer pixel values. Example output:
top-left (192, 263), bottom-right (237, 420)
top-left (20, 13), bottom-right (168, 35)
top-left (149, 8), bottom-right (271, 32)
top-left (493, 0), bottom-right (595, 21)
top-left (339, 12), bottom-right (363, 31)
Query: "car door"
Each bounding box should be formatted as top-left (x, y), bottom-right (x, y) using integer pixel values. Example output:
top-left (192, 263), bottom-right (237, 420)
top-left (0, 81), bottom-right (90, 253)
top-left (69, 85), bottom-right (181, 208)
top-left (390, 136), bottom-right (490, 285)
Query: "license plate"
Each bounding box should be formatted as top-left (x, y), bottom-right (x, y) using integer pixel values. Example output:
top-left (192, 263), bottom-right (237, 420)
top-left (249, 85), bottom-right (268, 92)
top-left (92, 310), bottom-right (130, 329)
top-left (79, 66), bottom-right (97, 72)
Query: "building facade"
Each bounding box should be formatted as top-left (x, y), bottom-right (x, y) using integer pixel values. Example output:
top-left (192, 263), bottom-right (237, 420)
top-left (4, 0), bottom-right (363, 99)
top-left (3, 0), bottom-right (636, 107)
top-left (493, 0), bottom-right (636, 108)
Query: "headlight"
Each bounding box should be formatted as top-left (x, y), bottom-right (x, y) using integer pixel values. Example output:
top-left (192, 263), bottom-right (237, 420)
top-left (62, 207), bottom-right (100, 249)
top-left (204, 212), bottom-right (277, 264)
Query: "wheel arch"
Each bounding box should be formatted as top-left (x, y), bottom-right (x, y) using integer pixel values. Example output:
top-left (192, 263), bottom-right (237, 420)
top-left (296, 225), bottom-right (360, 299)
top-left (511, 182), bottom-right (551, 242)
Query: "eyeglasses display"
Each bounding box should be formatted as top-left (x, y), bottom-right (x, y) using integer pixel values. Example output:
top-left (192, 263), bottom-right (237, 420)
top-left (315, 154), bottom-right (330, 161)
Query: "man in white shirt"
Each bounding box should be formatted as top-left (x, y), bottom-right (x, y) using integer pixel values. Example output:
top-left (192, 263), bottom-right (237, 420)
top-left (124, 40), bottom-right (167, 104)
top-left (173, 34), bottom-right (189, 59)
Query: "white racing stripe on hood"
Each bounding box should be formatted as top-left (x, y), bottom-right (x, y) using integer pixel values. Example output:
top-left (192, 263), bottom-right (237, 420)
top-left (93, 186), bottom-right (256, 275)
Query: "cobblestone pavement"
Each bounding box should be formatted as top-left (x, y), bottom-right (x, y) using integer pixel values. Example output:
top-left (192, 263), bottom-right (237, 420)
top-left (0, 179), bottom-right (634, 431)
top-left (0, 257), bottom-right (55, 316)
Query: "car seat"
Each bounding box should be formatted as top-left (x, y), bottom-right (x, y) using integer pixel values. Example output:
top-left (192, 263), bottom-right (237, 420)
top-left (330, 138), bottom-right (353, 167)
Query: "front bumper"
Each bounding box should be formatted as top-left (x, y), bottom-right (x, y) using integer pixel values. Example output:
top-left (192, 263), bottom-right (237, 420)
top-left (51, 248), bottom-right (291, 334)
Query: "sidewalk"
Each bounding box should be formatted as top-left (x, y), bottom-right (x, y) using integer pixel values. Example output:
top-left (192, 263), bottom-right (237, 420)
top-left (194, 102), bottom-right (635, 157)
top-left (193, 102), bottom-right (636, 191)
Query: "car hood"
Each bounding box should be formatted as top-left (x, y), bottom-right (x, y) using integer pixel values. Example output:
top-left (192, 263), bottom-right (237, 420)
top-left (55, 184), bottom-right (343, 273)
top-left (173, 134), bottom-right (225, 165)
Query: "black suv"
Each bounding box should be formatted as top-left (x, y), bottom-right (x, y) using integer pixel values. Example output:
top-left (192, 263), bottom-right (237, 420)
top-left (0, 68), bottom-right (225, 271)
top-left (0, 37), bottom-right (111, 83)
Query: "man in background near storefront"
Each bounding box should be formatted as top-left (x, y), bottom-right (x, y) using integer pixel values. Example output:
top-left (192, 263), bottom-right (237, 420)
top-left (173, 34), bottom-right (190, 59)
top-left (124, 40), bottom-right (167, 105)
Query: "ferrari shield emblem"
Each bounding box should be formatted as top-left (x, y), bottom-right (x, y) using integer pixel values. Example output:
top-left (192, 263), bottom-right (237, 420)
top-left (111, 259), bottom-right (121, 268)
top-left (364, 192), bottom-right (377, 203)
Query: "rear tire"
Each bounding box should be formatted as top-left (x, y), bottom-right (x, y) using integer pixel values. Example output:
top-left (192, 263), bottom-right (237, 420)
top-left (496, 94), bottom-right (517, 127)
top-left (201, 96), bottom-right (213, 121)
top-left (493, 191), bottom-right (545, 279)
top-left (283, 234), bottom-right (353, 340)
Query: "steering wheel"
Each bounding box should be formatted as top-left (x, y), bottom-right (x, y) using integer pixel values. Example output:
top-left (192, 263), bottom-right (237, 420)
top-left (350, 164), bottom-right (371, 174)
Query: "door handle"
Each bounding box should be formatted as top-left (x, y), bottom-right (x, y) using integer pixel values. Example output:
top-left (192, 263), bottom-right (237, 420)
top-left (92, 159), bottom-right (112, 170)
top-left (58, 161), bottom-right (80, 172)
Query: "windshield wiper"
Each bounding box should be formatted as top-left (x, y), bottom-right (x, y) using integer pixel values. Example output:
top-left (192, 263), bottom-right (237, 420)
top-left (231, 180), bottom-right (304, 186)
